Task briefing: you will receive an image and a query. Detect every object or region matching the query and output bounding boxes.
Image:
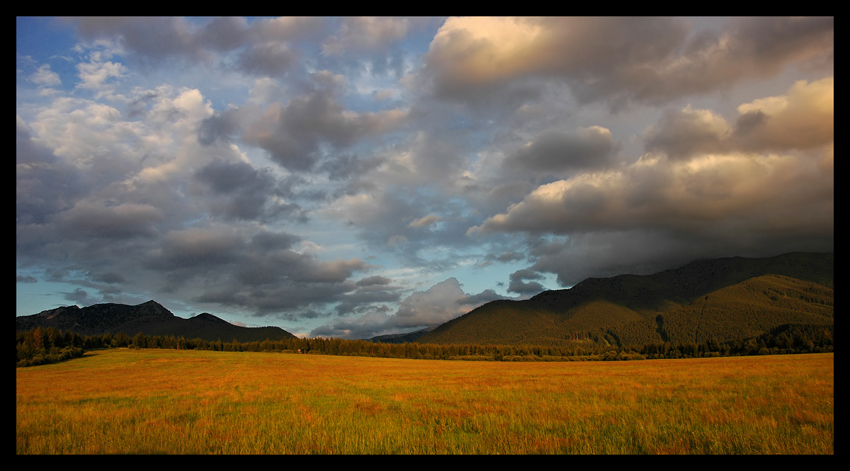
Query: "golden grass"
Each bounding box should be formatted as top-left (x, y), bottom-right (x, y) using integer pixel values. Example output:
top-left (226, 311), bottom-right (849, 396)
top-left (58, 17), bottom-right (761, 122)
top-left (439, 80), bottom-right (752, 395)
top-left (16, 349), bottom-right (833, 454)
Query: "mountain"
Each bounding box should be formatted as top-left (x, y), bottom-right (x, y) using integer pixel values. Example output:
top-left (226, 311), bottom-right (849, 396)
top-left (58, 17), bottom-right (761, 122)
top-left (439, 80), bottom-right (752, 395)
top-left (417, 252), bottom-right (833, 347)
top-left (15, 300), bottom-right (296, 343)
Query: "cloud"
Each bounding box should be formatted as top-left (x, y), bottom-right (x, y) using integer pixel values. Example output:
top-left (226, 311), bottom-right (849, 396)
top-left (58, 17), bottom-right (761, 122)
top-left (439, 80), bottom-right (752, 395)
top-left (139, 225), bottom-right (373, 316)
top-left (68, 16), bottom-right (331, 75)
top-left (76, 59), bottom-right (127, 94)
top-left (474, 150), bottom-right (833, 238)
top-left (63, 287), bottom-right (100, 306)
top-left (58, 201), bottom-right (164, 239)
top-left (422, 17), bottom-right (687, 103)
top-left (357, 275), bottom-right (392, 287)
top-left (241, 89), bottom-right (407, 172)
top-left (30, 64), bottom-right (61, 87)
top-left (72, 17), bottom-right (212, 64)
top-left (643, 77), bottom-right (833, 159)
top-left (643, 106), bottom-right (732, 160)
top-left (476, 77), bottom-right (833, 235)
top-left (470, 78), bottom-right (833, 286)
top-left (732, 77), bottom-right (834, 152)
top-left (191, 158), bottom-right (302, 222)
top-left (503, 126), bottom-right (617, 174)
top-left (420, 17), bottom-right (833, 108)
top-left (312, 277), bottom-right (509, 339)
top-left (322, 17), bottom-right (414, 55)
top-left (507, 269), bottom-right (545, 295)
top-left (409, 214), bottom-right (443, 228)
top-left (236, 41), bottom-right (298, 77)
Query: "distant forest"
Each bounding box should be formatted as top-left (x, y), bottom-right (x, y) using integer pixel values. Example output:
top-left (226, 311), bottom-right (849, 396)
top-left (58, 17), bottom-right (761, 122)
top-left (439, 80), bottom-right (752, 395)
top-left (16, 324), bottom-right (834, 368)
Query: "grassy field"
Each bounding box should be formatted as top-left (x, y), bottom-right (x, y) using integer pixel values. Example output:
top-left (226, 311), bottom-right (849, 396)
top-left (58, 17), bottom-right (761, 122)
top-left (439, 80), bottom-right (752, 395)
top-left (16, 349), bottom-right (833, 454)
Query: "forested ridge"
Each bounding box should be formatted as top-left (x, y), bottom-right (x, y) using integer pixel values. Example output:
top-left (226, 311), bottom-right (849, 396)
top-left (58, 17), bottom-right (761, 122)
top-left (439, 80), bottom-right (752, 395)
top-left (16, 322), bottom-right (833, 367)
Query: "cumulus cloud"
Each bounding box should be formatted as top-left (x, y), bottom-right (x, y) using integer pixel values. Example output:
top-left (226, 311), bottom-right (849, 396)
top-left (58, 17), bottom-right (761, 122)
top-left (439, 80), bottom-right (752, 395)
top-left (30, 64), bottom-right (61, 87)
top-left (474, 150), bottom-right (833, 238)
top-left (643, 106), bottom-right (732, 159)
top-left (76, 59), bottom-right (127, 94)
top-left (241, 89), bottom-right (407, 172)
top-left (470, 78), bottom-right (833, 286)
top-left (644, 77), bottom-right (833, 159)
top-left (191, 158), bottom-right (302, 222)
top-left (503, 126), bottom-right (617, 174)
top-left (478, 77), bottom-right (833, 233)
top-left (420, 17), bottom-right (833, 108)
top-left (732, 77), bottom-right (834, 152)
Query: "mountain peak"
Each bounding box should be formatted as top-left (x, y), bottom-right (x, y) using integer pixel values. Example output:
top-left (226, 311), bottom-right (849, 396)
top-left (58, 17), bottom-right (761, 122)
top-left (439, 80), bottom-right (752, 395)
top-left (17, 300), bottom-right (297, 342)
top-left (190, 312), bottom-right (231, 324)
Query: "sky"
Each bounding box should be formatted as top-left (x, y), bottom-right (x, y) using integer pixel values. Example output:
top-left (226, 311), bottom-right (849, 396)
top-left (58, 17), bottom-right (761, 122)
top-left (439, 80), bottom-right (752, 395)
top-left (16, 17), bottom-right (834, 339)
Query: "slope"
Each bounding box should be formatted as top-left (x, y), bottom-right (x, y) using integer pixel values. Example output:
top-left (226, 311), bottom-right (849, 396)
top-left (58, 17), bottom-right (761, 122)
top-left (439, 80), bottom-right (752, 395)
top-left (418, 252), bottom-right (833, 346)
top-left (607, 274), bottom-right (834, 347)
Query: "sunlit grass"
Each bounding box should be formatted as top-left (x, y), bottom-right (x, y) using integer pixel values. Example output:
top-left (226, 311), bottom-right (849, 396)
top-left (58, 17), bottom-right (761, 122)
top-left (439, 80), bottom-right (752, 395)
top-left (16, 349), bottom-right (833, 454)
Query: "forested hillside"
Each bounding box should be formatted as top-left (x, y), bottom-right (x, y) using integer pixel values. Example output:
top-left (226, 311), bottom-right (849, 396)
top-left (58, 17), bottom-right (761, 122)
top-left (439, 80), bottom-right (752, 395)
top-left (419, 252), bottom-right (833, 347)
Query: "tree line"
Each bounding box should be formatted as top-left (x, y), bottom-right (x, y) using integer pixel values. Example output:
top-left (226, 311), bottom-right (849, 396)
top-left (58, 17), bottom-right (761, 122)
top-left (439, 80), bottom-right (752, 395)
top-left (16, 323), bottom-right (833, 367)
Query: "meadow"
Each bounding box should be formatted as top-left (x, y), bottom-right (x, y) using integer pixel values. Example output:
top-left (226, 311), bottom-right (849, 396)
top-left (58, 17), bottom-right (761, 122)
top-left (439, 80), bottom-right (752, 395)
top-left (16, 349), bottom-right (833, 454)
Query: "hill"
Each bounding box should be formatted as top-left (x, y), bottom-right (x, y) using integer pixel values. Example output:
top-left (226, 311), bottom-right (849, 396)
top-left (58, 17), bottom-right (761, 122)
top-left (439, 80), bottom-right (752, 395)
top-left (417, 252), bottom-right (833, 347)
top-left (15, 300), bottom-right (296, 343)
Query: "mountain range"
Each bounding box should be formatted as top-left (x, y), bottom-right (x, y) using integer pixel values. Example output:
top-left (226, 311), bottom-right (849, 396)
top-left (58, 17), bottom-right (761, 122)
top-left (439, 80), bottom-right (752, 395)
top-left (16, 252), bottom-right (833, 349)
top-left (417, 252), bottom-right (833, 347)
top-left (15, 300), bottom-right (296, 343)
